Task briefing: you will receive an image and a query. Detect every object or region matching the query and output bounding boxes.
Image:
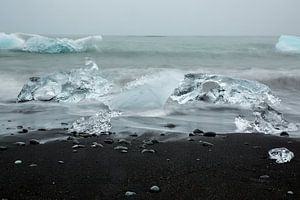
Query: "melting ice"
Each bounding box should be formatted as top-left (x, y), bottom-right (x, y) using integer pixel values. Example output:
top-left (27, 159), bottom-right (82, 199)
top-left (276, 35), bottom-right (300, 53)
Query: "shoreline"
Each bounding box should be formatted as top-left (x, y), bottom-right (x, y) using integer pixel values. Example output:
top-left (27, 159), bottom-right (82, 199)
top-left (0, 130), bottom-right (299, 199)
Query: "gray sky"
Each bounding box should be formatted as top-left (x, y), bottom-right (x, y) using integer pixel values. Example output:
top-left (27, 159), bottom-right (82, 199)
top-left (1, 0), bottom-right (300, 36)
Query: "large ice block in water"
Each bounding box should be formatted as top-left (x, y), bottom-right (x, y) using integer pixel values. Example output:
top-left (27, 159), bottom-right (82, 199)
top-left (17, 59), bottom-right (113, 103)
top-left (268, 147), bottom-right (294, 164)
top-left (0, 32), bottom-right (102, 53)
top-left (169, 73), bottom-right (279, 107)
top-left (276, 35), bottom-right (300, 53)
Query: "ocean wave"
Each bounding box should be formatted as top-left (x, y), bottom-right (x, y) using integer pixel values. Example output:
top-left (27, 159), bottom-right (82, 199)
top-left (276, 35), bottom-right (300, 54)
top-left (0, 32), bottom-right (102, 53)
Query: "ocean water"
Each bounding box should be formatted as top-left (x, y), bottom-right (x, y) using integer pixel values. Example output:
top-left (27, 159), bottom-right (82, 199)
top-left (0, 35), bottom-right (300, 138)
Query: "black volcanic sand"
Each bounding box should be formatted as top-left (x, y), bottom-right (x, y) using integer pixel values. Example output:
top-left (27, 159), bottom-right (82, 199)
top-left (0, 131), bottom-right (299, 200)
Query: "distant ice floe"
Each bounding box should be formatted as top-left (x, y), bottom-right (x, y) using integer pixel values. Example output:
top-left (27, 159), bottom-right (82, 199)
top-left (268, 147), bottom-right (294, 164)
top-left (17, 58), bottom-right (113, 103)
top-left (0, 32), bottom-right (102, 53)
top-left (276, 35), bottom-right (300, 53)
top-left (169, 73), bottom-right (298, 134)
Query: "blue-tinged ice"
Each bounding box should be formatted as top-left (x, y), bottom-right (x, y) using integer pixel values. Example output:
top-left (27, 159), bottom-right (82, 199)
top-left (0, 32), bottom-right (102, 53)
top-left (276, 35), bottom-right (300, 53)
top-left (17, 58), bottom-right (113, 103)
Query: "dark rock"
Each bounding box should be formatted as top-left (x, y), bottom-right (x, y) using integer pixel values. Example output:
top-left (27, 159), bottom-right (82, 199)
top-left (189, 133), bottom-right (196, 136)
top-left (164, 123), bottom-right (176, 128)
top-left (37, 128), bottom-right (47, 131)
top-left (18, 129), bottom-right (28, 133)
top-left (193, 129), bottom-right (204, 134)
top-left (129, 133), bottom-right (138, 137)
top-left (61, 122), bottom-right (68, 126)
top-left (188, 138), bottom-right (194, 141)
top-left (104, 138), bottom-right (114, 144)
top-left (29, 139), bottom-right (40, 145)
top-left (7, 120), bottom-right (12, 122)
top-left (203, 132), bottom-right (216, 137)
top-left (280, 131), bottom-right (289, 137)
top-left (0, 146), bottom-right (8, 151)
top-left (29, 77), bottom-right (40, 82)
top-left (160, 133), bottom-right (165, 136)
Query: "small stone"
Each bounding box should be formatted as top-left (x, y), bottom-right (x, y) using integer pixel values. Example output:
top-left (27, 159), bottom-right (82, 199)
top-left (280, 131), bottom-right (289, 137)
top-left (72, 144), bottom-right (85, 149)
top-left (118, 139), bottom-right (131, 145)
top-left (189, 133), bottom-right (195, 137)
top-left (37, 128), bottom-right (47, 131)
top-left (188, 138), bottom-right (194, 141)
top-left (193, 129), bottom-right (204, 134)
top-left (29, 163), bottom-right (37, 167)
top-left (15, 142), bottom-right (26, 146)
top-left (150, 185), bottom-right (160, 193)
top-left (104, 138), bottom-right (114, 144)
top-left (129, 133), bottom-right (138, 137)
top-left (17, 126), bottom-right (23, 129)
top-left (29, 139), bottom-right (40, 145)
top-left (8, 120), bottom-right (12, 122)
top-left (287, 191), bottom-right (293, 195)
top-left (203, 132), bottom-right (216, 137)
top-left (164, 123), bottom-right (176, 128)
top-left (114, 146), bottom-right (128, 150)
top-left (58, 161), bottom-right (64, 164)
top-left (18, 129), bottom-right (28, 133)
top-left (141, 149), bottom-right (155, 154)
top-left (14, 160), bottom-right (22, 164)
top-left (125, 191), bottom-right (136, 197)
top-left (0, 146), bottom-right (8, 151)
top-left (160, 133), bottom-right (165, 136)
top-left (199, 140), bottom-right (214, 147)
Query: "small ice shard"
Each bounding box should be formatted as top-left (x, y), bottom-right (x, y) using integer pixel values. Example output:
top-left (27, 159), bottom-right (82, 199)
top-left (287, 191), bottom-right (294, 195)
top-left (29, 163), bottom-right (38, 167)
top-left (103, 138), bottom-right (114, 144)
top-left (58, 161), bottom-right (65, 164)
top-left (276, 35), bottom-right (300, 53)
top-left (91, 142), bottom-right (103, 148)
top-left (125, 191), bottom-right (136, 197)
top-left (141, 149), bottom-right (155, 154)
top-left (14, 160), bottom-right (22, 164)
top-left (150, 185), bottom-right (160, 193)
top-left (118, 139), bottom-right (131, 145)
top-left (29, 139), bottom-right (40, 145)
top-left (199, 140), bottom-right (214, 147)
top-left (15, 142), bottom-right (26, 146)
top-left (72, 144), bottom-right (85, 149)
top-left (268, 147), bottom-right (294, 164)
top-left (0, 146), bottom-right (8, 151)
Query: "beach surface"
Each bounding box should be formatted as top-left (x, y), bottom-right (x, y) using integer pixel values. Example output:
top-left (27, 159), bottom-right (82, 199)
top-left (0, 130), bottom-right (299, 200)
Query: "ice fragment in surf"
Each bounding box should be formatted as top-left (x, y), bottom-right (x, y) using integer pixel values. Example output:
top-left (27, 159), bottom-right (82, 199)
top-left (0, 32), bottom-right (102, 53)
top-left (17, 59), bottom-right (113, 103)
top-left (276, 35), bottom-right (300, 53)
top-left (268, 147), bottom-right (294, 164)
top-left (169, 73), bottom-right (279, 107)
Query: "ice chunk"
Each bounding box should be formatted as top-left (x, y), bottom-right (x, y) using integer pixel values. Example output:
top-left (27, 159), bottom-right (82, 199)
top-left (17, 59), bottom-right (113, 103)
top-left (70, 110), bottom-right (121, 135)
top-left (169, 73), bottom-right (279, 108)
top-left (0, 32), bottom-right (102, 53)
top-left (276, 35), bottom-right (300, 53)
top-left (268, 147), bottom-right (294, 164)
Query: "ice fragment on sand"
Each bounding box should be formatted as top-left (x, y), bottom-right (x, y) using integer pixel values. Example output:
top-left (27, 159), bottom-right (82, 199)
top-left (268, 147), bottom-right (294, 164)
top-left (114, 146), bottom-right (128, 150)
top-left (125, 191), bottom-right (136, 196)
top-left (141, 149), bottom-right (155, 154)
top-left (150, 186), bottom-right (160, 193)
top-left (14, 160), bottom-right (22, 164)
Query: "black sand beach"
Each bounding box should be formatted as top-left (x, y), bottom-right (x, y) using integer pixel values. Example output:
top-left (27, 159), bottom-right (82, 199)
top-left (0, 131), bottom-right (299, 200)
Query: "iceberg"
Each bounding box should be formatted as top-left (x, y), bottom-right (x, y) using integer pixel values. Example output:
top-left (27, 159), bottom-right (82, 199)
top-left (17, 58), bottom-right (113, 103)
top-left (0, 32), bottom-right (102, 53)
top-left (276, 35), bottom-right (300, 53)
top-left (169, 73), bottom-right (297, 134)
top-left (268, 147), bottom-right (294, 164)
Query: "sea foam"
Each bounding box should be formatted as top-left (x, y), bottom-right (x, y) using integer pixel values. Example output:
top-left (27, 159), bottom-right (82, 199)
top-left (0, 32), bottom-right (102, 53)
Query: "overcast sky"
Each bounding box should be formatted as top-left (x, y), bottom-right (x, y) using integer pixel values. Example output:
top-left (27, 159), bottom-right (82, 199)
top-left (1, 0), bottom-right (300, 36)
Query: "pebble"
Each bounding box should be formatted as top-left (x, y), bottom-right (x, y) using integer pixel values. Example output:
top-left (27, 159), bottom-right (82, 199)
top-left (114, 146), bottom-right (128, 150)
top-left (91, 142), bottom-right (103, 148)
top-left (141, 149), bottom-right (155, 154)
top-left (203, 132), bottom-right (216, 137)
top-left (15, 142), bottom-right (26, 146)
top-left (104, 138), bottom-right (114, 144)
top-left (160, 133), bottom-right (165, 136)
top-left (72, 144), bottom-right (85, 149)
top-left (164, 123), bottom-right (176, 128)
top-left (0, 146), bottom-right (8, 151)
top-left (193, 129), bottom-right (204, 134)
top-left (61, 122), bottom-right (68, 126)
top-left (150, 185), bottom-right (160, 193)
top-left (14, 160), bottom-right (22, 164)
top-left (58, 161), bottom-right (64, 164)
top-left (118, 139), bottom-right (131, 145)
top-left (37, 128), bottom-right (47, 131)
top-left (199, 140), bottom-right (214, 147)
top-left (189, 133), bottom-right (196, 137)
top-left (125, 191), bottom-right (136, 197)
top-left (29, 163), bottom-right (38, 167)
top-left (129, 133), bottom-right (138, 137)
top-left (18, 129), bottom-right (28, 133)
top-left (29, 139), bottom-right (40, 145)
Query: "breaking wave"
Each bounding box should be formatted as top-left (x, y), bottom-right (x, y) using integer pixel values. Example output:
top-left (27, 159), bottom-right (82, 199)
top-left (0, 32), bottom-right (102, 53)
top-left (276, 35), bottom-right (300, 54)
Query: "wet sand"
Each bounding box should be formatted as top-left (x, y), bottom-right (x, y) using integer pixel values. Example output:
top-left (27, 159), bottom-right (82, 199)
top-left (0, 131), bottom-right (299, 200)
